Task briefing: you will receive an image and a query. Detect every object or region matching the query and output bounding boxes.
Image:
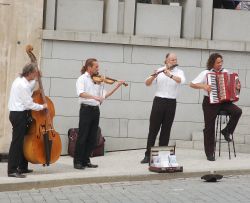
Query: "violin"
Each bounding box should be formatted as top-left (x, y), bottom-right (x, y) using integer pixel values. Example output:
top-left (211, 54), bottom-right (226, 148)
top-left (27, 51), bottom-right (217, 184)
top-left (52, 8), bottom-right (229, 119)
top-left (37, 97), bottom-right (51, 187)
top-left (151, 64), bottom-right (178, 77)
top-left (92, 74), bottom-right (128, 87)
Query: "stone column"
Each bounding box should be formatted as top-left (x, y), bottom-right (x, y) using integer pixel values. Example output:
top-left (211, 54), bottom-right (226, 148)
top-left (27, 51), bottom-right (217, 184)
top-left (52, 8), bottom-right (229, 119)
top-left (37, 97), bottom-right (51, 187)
top-left (0, 0), bottom-right (44, 154)
top-left (181, 0), bottom-right (197, 39)
top-left (43, 0), bottom-right (56, 30)
top-left (103, 0), bottom-right (119, 33)
top-left (197, 0), bottom-right (213, 39)
top-left (124, 0), bottom-right (136, 35)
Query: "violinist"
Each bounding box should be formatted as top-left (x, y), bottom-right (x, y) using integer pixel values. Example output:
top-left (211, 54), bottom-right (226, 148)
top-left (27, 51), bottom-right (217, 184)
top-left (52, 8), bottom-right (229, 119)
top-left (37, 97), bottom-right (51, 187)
top-left (141, 53), bottom-right (186, 164)
top-left (74, 58), bottom-right (125, 170)
top-left (7, 63), bottom-right (47, 178)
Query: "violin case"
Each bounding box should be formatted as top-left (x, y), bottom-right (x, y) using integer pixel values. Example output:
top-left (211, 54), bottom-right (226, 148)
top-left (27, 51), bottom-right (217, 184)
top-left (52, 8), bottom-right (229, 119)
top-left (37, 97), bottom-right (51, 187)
top-left (68, 127), bottom-right (105, 157)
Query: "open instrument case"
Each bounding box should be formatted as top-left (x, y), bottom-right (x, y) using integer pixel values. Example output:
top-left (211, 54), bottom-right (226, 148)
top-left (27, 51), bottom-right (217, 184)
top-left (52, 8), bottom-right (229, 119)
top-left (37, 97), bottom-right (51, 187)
top-left (149, 146), bottom-right (183, 173)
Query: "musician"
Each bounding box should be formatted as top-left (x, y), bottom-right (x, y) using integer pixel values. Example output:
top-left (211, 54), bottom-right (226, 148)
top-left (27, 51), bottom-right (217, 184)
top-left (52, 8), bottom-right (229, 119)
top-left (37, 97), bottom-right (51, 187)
top-left (141, 53), bottom-right (186, 164)
top-left (75, 58), bottom-right (124, 170)
top-left (190, 53), bottom-right (242, 161)
top-left (8, 63), bottom-right (47, 178)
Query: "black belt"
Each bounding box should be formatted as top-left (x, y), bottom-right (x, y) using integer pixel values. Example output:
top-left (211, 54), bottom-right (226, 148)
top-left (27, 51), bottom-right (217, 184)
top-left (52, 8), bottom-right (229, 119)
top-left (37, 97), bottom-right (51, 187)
top-left (81, 103), bottom-right (99, 110)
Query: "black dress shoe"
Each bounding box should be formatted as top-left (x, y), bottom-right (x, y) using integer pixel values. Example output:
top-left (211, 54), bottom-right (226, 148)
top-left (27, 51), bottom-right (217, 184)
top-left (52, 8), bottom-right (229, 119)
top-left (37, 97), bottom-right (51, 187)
top-left (221, 129), bottom-right (232, 142)
top-left (8, 172), bottom-right (26, 178)
top-left (140, 156), bottom-right (149, 164)
top-left (74, 163), bottom-right (85, 170)
top-left (85, 163), bottom-right (98, 168)
top-left (207, 156), bottom-right (215, 161)
top-left (18, 168), bottom-right (33, 174)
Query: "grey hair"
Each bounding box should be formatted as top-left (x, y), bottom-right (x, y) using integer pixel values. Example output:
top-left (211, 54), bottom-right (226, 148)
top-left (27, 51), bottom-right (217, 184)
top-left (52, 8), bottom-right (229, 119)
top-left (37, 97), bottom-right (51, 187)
top-left (20, 63), bottom-right (37, 77)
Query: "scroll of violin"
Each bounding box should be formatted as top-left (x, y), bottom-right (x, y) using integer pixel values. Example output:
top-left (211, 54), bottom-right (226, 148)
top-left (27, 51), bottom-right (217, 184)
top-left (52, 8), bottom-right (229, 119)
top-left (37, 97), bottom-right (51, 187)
top-left (151, 64), bottom-right (178, 77)
top-left (92, 74), bottom-right (128, 87)
top-left (24, 45), bottom-right (62, 166)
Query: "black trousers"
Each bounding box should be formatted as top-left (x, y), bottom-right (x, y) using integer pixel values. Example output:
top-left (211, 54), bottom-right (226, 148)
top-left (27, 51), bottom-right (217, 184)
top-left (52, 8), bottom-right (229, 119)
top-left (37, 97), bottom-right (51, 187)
top-left (74, 104), bottom-right (100, 166)
top-left (202, 96), bottom-right (242, 157)
top-left (145, 97), bottom-right (176, 157)
top-left (8, 111), bottom-right (29, 174)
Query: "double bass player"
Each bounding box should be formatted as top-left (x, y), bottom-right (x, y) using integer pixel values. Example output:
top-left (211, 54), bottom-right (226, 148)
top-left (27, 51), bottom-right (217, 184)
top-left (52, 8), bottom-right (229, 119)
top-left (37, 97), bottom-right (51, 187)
top-left (7, 63), bottom-right (47, 178)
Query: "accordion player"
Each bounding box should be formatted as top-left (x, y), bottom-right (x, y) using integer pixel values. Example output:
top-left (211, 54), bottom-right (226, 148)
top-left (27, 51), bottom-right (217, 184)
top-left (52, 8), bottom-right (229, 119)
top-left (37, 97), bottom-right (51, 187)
top-left (207, 72), bottom-right (240, 104)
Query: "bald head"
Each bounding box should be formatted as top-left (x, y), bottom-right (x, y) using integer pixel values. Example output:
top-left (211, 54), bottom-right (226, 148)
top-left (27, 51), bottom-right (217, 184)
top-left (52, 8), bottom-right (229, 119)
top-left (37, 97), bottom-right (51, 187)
top-left (165, 53), bottom-right (177, 67)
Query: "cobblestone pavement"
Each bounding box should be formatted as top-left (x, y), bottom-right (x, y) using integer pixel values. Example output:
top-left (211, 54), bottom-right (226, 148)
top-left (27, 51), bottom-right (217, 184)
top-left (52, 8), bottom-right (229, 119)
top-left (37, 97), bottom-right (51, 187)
top-left (1, 175), bottom-right (250, 203)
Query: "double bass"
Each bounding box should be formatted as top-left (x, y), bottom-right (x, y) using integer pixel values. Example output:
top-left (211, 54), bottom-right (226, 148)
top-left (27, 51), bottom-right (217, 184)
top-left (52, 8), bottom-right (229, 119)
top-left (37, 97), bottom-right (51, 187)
top-left (23, 45), bottom-right (62, 166)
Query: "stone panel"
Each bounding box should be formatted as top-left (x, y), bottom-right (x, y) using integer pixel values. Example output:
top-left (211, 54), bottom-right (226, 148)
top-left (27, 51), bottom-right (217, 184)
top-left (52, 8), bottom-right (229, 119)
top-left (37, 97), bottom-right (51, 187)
top-left (100, 100), bottom-right (152, 119)
top-left (99, 118), bottom-right (120, 138)
top-left (51, 97), bottom-right (79, 116)
top-left (50, 78), bottom-right (76, 97)
top-left (132, 46), bottom-right (202, 67)
top-left (130, 82), bottom-right (155, 102)
top-left (175, 103), bottom-right (203, 122)
top-left (51, 41), bottom-right (124, 62)
top-left (171, 122), bottom-right (203, 140)
top-left (237, 88), bottom-right (250, 107)
top-left (104, 137), bottom-right (146, 151)
top-left (119, 118), bottom-right (128, 138)
top-left (41, 58), bottom-right (82, 78)
top-left (213, 9), bottom-right (250, 42)
top-left (128, 119), bottom-right (149, 139)
top-left (136, 4), bottom-right (182, 37)
top-left (178, 85), bottom-right (200, 104)
top-left (57, 0), bottom-right (103, 32)
top-left (54, 116), bottom-right (78, 135)
top-left (98, 61), bottom-right (155, 83)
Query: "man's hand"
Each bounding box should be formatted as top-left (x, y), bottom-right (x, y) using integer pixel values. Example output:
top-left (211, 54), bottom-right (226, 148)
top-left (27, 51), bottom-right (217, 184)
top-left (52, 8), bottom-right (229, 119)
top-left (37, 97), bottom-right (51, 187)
top-left (203, 84), bottom-right (211, 93)
top-left (43, 103), bottom-right (48, 109)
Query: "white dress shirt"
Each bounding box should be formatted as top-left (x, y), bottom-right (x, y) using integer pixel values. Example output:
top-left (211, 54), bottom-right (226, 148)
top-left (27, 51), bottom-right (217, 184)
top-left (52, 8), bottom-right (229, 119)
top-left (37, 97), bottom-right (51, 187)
top-left (191, 68), bottom-right (229, 96)
top-left (76, 72), bottom-right (106, 106)
top-left (8, 77), bottom-right (43, 111)
top-left (153, 66), bottom-right (185, 99)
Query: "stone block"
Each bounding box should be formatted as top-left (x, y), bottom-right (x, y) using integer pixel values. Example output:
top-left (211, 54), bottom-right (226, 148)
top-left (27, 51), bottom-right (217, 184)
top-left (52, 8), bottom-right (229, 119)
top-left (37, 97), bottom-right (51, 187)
top-left (41, 77), bottom-right (51, 96)
top-left (123, 45), bottom-right (133, 63)
top-left (100, 100), bottom-right (152, 119)
top-left (59, 134), bottom-right (68, 155)
top-left (175, 103), bottom-right (203, 122)
top-left (120, 118), bottom-right (128, 138)
top-left (193, 140), bottom-right (204, 150)
top-left (170, 38), bottom-right (207, 50)
top-left (192, 131), bottom-right (203, 141)
top-left (213, 9), bottom-right (250, 42)
top-left (208, 40), bottom-right (245, 52)
top-left (132, 46), bottom-right (202, 67)
top-left (178, 85), bottom-right (200, 104)
top-left (98, 61), bottom-right (154, 83)
top-left (237, 88), bottom-right (250, 107)
top-left (104, 137), bottom-right (146, 151)
top-left (51, 97), bottom-right (79, 116)
top-left (128, 119), bottom-right (149, 139)
top-left (171, 122), bottom-right (203, 140)
top-left (99, 118), bottom-right (120, 138)
top-left (135, 4), bottom-right (182, 37)
top-left (57, 0), bottom-right (103, 32)
top-left (41, 40), bottom-right (53, 58)
top-left (50, 78), bottom-right (76, 97)
top-left (130, 82), bottom-right (155, 102)
top-left (175, 140), bottom-right (193, 149)
top-left (54, 116), bottom-right (78, 135)
top-left (51, 41), bottom-right (124, 62)
top-left (41, 58), bottom-right (82, 78)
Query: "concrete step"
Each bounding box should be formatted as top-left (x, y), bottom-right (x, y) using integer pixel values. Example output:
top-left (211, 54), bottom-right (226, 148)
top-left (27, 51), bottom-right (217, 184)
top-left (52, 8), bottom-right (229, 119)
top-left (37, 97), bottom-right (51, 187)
top-left (192, 132), bottom-right (246, 144)
top-left (176, 140), bottom-right (250, 154)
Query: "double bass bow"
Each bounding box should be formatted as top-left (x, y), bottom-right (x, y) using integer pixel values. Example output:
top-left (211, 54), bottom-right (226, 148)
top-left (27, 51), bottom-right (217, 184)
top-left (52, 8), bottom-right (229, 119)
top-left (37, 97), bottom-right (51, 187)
top-left (23, 45), bottom-right (62, 166)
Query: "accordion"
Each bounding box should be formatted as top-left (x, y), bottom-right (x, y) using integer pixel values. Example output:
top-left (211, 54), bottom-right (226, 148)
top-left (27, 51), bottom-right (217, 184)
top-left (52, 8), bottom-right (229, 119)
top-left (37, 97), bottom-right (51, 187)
top-left (206, 72), bottom-right (240, 104)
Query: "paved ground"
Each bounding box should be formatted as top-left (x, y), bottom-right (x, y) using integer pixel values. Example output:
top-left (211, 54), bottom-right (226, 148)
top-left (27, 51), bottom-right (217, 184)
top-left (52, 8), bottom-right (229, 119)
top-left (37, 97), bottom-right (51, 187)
top-left (1, 175), bottom-right (250, 202)
top-left (1, 148), bottom-right (250, 193)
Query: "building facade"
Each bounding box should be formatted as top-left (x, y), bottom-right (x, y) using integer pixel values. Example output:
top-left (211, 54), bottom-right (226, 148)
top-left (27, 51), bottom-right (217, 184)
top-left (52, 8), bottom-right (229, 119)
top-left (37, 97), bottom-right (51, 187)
top-left (1, 0), bottom-right (250, 155)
